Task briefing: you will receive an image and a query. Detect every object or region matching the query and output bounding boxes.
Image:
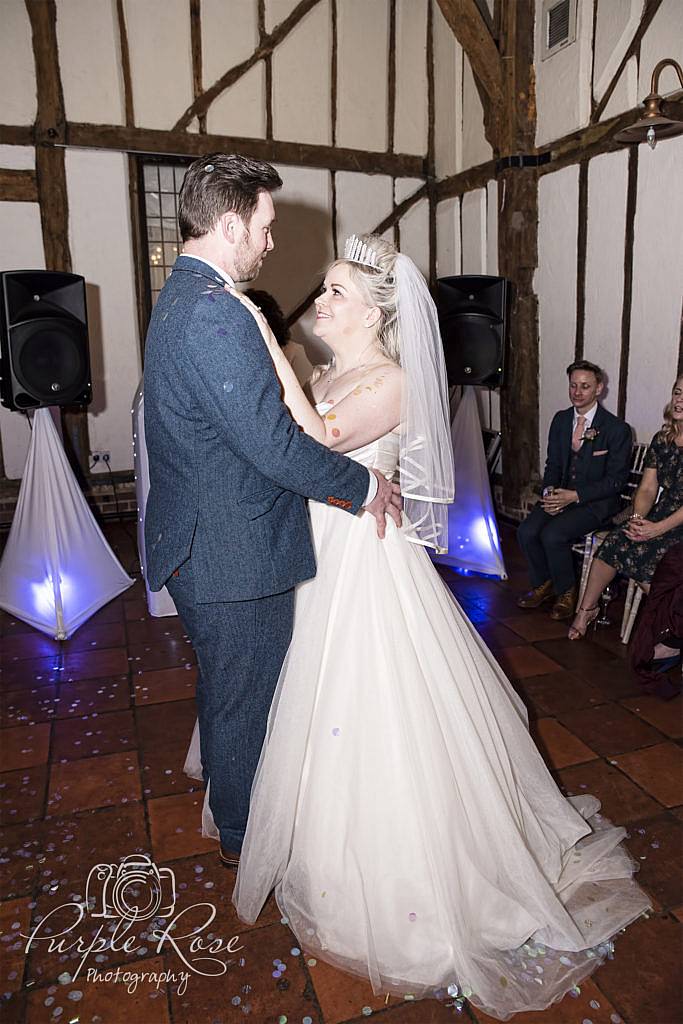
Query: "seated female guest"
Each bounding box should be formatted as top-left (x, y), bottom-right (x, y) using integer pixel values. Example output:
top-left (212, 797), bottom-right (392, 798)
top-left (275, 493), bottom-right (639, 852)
top-left (569, 376), bottom-right (683, 639)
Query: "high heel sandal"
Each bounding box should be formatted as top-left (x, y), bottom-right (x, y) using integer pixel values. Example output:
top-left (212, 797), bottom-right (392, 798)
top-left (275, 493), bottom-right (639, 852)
top-left (568, 605), bottom-right (599, 640)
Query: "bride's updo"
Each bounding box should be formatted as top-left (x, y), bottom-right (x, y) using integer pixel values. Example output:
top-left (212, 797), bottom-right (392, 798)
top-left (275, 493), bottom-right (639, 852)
top-left (337, 234), bottom-right (401, 364)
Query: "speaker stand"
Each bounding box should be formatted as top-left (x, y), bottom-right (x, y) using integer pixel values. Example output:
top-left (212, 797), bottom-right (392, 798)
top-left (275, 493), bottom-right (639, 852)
top-left (0, 409), bottom-right (134, 639)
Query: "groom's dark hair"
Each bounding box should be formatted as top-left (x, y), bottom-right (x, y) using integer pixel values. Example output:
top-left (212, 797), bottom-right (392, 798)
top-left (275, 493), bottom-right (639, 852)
top-left (178, 153), bottom-right (282, 241)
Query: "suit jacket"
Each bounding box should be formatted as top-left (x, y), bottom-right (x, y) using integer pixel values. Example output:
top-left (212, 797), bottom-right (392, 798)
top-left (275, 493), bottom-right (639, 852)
top-left (143, 256), bottom-right (369, 602)
top-left (542, 404), bottom-right (632, 523)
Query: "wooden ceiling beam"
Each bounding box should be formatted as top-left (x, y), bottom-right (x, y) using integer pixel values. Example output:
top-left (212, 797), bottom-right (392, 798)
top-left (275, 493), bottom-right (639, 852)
top-left (62, 122), bottom-right (427, 177)
top-left (435, 0), bottom-right (504, 113)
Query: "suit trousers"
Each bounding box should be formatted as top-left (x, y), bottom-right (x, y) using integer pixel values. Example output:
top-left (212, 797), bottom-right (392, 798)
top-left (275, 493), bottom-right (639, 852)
top-left (517, 503), bottom-right (602, 595)
top-left (167, 558), bottom-right (295, 852)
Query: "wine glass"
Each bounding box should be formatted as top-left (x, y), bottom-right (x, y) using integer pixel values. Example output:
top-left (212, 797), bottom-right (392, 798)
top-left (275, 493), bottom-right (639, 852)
top-left (596, 582), bottom-right (617, 627)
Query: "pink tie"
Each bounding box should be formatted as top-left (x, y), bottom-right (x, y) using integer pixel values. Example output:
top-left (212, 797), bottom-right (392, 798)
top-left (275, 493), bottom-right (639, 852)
top-left (571, 415), bottom-right (586, 452)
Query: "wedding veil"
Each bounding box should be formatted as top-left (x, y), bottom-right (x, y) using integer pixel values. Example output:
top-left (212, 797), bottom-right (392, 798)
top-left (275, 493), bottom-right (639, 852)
top-left (394, 253), bottom-right (454, 553)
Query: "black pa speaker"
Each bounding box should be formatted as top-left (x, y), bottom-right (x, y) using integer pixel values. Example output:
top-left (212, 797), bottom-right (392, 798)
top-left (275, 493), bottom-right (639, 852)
top-left (0, 270), bottom-right (92, 411)
top-left (436, 275), bottom-right (509, 387)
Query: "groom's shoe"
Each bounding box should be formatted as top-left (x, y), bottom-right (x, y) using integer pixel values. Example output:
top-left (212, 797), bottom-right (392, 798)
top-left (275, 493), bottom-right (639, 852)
top-left (517, 579), bottom-right (553, 609)
top-left (219, 845), bottom-right (240, 869)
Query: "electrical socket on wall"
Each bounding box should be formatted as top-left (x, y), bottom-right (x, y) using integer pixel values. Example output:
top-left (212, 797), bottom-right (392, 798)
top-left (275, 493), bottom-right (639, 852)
top-left (91, 450), bottom-right (111, 469)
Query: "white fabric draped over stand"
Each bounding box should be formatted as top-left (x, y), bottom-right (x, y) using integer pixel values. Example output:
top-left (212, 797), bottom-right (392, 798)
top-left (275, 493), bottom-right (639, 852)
top-left (0, 408), bottom-right (133, 639)
top-left (433, 386), bottom-right (507, 579)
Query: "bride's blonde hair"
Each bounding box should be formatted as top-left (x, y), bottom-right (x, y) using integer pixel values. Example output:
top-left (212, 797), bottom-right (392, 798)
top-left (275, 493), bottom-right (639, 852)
top-left (333, 234), bottom-right (401, 364)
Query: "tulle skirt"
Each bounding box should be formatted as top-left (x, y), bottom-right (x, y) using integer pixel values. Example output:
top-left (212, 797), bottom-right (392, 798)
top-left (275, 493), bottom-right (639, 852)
top-left (186, 502), bottom-right (650, 1020)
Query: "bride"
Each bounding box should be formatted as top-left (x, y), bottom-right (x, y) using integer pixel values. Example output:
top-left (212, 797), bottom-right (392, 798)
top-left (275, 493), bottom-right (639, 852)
top-left (186, 234), bottom-right (649, 1020)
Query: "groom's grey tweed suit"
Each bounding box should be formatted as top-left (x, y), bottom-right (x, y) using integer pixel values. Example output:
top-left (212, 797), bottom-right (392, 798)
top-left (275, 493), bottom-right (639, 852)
top-left (144, 256), bottom-right (369, 851)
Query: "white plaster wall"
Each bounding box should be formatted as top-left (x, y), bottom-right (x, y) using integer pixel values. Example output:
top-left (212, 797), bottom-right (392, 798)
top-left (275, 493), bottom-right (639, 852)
top-left (535, 0), bottom-right (593, 147)
top-left (265, 0), bottom-right (301, 31)
top-left (398, 198), bottom-right (429, 278)
top-left (583, 149), bottom-right (629, 415)
top-left (56, 0), bottom-right (125, 125)
top-left (0, 1), bottom-right (35, 126)
top-left (202, 0), bottom-right (265, 138)
top-left (461, 188), bottom-right (487, 275)
top-left (123, 0), bottom-right (193, 130)
top-left (436, 197), bottom-right (461, 278)
top-left (394, 0), bottom-right (428, 156)
top-left (0, 146), bottom-right (34, 170)
top-left (0, 203), bottom-right (45, 478)
top-left (461, 56), bottom-right (491, 170)
top-left (536, 165), bottom-right (580, 459)
top-left (256, 164), bottom-right (332, 314)
top-left (627, 135), bottom-right (683, 443)
top-left (433, 2), bottom-right (459, 178)
top-left (272, 1), bottom-right (331, 145)
top-left (593, 0), bottom-right (642, 108)
top-left (335, 172), bottom-right (393, 251)
top-left (65, 150), bottom-right (141, 474)
top-left (600, 56), bottom-right (639, 122)
top-left (336, 0), bottom-right (389, 152)
top-left (486, 179), bottom-right (498, 276)
top-left (639, 0), bottom-right (683, 100)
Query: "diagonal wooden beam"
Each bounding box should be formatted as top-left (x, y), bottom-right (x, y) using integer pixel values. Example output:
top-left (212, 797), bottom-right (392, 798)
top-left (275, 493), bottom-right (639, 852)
top-left (592, 0), bottom-right (663, 123)
top-left (0, 168), bottom-right (38, 202)
top-left (435, 0), bottom-right (504, 111)
top-left (173, 0), bottom-right (322, 131)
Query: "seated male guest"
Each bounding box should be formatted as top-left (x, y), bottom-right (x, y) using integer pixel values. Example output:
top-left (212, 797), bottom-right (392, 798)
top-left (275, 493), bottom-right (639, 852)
top-left (517, 360), bottom-right (632, 619)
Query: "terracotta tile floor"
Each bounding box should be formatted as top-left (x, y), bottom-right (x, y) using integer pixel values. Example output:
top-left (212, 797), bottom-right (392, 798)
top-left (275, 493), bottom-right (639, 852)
top-left (1, 523), bottom-right (681, 1024)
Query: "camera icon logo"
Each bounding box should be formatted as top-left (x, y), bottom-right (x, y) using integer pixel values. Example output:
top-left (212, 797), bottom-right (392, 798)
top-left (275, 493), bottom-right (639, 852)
top-left (85, 854), bottom-right (177, 922)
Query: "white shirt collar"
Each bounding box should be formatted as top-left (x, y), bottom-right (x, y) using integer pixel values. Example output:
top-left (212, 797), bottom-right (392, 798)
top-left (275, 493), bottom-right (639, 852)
top-left (573, 402), bottom-right (598, 428)
top-left (180, 253), bottom-right (234, 287)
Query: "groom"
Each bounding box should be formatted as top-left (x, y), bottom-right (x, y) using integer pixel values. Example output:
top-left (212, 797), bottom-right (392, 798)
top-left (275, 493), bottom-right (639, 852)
top-left (144, 154), bottom-right (401, 865)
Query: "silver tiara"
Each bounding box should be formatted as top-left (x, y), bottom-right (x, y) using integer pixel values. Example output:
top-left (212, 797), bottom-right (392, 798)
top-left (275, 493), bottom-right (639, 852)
top-left (344, 234), bottom-right (382, 270)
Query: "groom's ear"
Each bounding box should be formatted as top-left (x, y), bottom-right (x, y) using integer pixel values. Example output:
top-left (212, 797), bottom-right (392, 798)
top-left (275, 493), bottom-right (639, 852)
top-left (220, 211), bottom-right (240, 244)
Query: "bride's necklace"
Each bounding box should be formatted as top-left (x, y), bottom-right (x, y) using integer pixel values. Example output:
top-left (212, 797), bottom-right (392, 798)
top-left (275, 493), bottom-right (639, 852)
top-left (323, 341), bottom-right (381, 388)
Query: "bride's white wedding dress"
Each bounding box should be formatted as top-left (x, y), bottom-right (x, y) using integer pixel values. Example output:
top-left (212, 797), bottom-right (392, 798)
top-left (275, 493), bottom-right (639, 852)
top-left (185, 416), bottom-right (649, 1021)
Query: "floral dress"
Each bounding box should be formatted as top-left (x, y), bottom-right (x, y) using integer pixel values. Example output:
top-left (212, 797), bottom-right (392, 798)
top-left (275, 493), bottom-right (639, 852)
top-left (597, 432), bottom-right (683, 583)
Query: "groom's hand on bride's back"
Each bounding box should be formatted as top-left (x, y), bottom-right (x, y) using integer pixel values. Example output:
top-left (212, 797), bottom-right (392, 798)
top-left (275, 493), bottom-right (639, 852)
top-left (366, 470), bottom-right (402, 539)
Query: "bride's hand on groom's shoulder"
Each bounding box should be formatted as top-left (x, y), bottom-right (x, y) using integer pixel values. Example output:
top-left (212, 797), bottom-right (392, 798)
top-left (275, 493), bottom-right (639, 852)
top-left (226, 287), bottom-right (277, 349)
top-left (366, 470), bottom-right (402, 539)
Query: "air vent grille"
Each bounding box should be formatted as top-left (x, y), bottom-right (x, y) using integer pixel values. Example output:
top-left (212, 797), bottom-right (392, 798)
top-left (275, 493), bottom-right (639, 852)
top-left (548, 0), bottom-right (570, 49)
top-left (541, 0), bottom-right (576, 60)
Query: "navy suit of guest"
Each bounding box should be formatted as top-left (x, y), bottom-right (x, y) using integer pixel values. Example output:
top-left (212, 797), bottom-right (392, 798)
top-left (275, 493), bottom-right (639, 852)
top-left (144, 255), bottom-right (369, 854)
top-left (518, 403), bottom-right (632, 598)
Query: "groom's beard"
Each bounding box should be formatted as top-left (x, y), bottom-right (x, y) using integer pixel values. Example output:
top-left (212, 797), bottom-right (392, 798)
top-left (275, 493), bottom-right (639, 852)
top-left (233, 232), bottom-right (265, 282)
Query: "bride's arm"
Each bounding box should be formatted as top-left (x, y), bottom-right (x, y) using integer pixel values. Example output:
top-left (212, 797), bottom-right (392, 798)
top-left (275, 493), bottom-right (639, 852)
top-left (230, 290), bottom-right (401, 452)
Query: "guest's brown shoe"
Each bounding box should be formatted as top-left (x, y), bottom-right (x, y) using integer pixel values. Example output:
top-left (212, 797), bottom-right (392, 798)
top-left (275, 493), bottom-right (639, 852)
top-left (219, 845), bottom-right (240, 869)
top-left (517, 579), bottom-right (554, 609)
top-left (550, 586), bottom-right (578, 621)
